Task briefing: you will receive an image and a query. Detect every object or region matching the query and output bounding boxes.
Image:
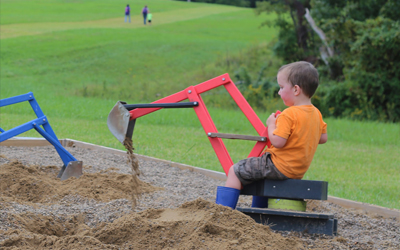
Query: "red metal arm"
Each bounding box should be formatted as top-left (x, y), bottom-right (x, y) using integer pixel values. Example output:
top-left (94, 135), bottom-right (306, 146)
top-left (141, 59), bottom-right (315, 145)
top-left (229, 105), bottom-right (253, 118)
top-left (128, 74), bottom-right (270, 175)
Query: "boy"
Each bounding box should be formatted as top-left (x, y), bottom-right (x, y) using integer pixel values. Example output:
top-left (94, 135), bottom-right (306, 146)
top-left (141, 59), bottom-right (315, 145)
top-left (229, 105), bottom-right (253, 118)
top-left (216, 61), bottom-right (328, 209)
top-left (147, 12), bottom-right (152, 25)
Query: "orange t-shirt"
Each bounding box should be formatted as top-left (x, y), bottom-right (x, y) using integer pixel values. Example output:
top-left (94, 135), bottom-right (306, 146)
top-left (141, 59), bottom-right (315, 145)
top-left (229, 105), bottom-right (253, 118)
top-left (264, 105), bottom-right (327, 179)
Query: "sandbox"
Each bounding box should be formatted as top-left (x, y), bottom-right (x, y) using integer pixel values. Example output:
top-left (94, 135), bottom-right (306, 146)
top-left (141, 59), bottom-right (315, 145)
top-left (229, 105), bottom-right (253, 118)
top-left (0, 138), bottom-right (399, 249)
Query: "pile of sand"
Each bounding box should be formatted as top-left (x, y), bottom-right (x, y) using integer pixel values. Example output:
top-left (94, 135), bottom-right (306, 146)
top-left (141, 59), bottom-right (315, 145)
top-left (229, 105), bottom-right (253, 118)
top-left (0, 160), bottom-right (159, 204)
top-left (1, 199), bottom-right (303, 249)
top-left (0, 160), bottom-right (303, 249)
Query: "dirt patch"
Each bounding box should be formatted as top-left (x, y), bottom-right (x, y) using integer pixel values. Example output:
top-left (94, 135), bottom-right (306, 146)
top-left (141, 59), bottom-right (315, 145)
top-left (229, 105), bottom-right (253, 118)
top-left (0, 145), bottom-right (399, 249)
top-left (0, 160), bottom-right (160, 204)
top-left (0, 199), bottom-right (302, 249)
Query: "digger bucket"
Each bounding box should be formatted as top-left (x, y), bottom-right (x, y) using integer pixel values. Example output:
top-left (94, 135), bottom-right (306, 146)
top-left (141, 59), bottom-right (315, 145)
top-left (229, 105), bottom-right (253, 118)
top-left (107, 101), bottom-right (132, 144)
top-left (107, 101), bottom-right (198, 144)
top-left (57, 161), bottom-right (83, 181)
top-left (1, 92), bottom-right (83, 181)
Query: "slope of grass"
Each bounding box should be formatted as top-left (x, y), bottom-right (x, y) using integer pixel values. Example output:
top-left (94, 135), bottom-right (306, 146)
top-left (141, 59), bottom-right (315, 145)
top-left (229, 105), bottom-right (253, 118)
top-left (1, 0), bottom-right (209, 25)
top-left (1, 5), bottom-right (276, 105)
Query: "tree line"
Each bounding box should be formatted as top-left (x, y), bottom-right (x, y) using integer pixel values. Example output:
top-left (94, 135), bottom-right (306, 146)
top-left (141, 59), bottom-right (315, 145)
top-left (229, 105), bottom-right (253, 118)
top-left (178, 0), bottom-right (400, 122)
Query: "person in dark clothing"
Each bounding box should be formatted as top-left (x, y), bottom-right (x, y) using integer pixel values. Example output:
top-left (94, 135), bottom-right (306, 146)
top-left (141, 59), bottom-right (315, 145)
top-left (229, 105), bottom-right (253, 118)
top-left (142, 5), bottom-right (148, 24)
top-left (125, 4), bottom-right (131, 23)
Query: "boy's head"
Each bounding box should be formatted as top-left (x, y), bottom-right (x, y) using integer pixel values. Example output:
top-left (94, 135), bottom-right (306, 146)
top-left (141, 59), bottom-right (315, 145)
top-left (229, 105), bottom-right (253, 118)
top-left (278, 61), bottom-right (319, 98)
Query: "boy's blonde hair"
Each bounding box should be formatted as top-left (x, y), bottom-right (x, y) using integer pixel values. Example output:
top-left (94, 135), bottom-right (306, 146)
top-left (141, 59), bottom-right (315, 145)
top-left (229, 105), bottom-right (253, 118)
top-left (279, 61), bottom-right (319, 98)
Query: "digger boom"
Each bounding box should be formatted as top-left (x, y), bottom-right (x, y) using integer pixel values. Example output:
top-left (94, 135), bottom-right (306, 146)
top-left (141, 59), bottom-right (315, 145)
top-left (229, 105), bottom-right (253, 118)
top-left (107, 74), bottom-right (272, 175)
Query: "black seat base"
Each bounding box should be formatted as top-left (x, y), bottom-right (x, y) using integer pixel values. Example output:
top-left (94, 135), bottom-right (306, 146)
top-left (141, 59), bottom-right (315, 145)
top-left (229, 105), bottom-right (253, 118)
top-left (237, 207), bottom-right (337, 236)
top-left (241, 179), bottom-right (328, 200)
top-left (238, 179), bottom-right (337, 235)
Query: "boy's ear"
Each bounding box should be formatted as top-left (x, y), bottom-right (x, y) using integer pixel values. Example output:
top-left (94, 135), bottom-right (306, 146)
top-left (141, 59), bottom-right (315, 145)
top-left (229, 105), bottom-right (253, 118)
top-left (293, 85), bottom-right (301, 96)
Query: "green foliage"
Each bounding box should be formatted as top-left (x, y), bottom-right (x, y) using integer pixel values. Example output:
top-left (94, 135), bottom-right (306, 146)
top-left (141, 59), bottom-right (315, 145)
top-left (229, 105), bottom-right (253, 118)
top-left (271, 21), bottom-right (303, 63)
top-left (379, 0), bottom-right (400, 20)
top-left (312, 1), bottom-right (400, 122)
top-left (200, 42), bottom-right (287, 112)
top-left (234, 64), bottom-right (287, 112)
top-left (193, 43), bottom-right (284, 111)
top-left (255, 0), bottom-right (400, 122)
top-left (256, 1), bottom-right (319, 63)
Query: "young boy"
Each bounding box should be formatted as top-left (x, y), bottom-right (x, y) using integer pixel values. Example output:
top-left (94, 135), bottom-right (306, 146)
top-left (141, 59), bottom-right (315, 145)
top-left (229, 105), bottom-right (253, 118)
top-left (147, 12), bottom-right (152, 25)
top-left (216, 61), bottom-right (328, 209)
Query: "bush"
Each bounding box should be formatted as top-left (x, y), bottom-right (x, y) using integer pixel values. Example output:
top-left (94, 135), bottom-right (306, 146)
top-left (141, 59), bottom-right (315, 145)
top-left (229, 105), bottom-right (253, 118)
top-left (340, 18), bottom-right (400, 122)
top-left (311, 1), bottom-right (400, 122)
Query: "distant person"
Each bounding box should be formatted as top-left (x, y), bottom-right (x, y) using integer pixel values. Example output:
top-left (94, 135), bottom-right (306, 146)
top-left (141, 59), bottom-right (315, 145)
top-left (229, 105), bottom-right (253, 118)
top-left (142, 5), bottom-right (148, 24)
top-left (125, 4), bottom-right (131, 23)
top-left (215, 61), bottom-right (328, 209)
top-left (147, 12), bottom-right (152, 25)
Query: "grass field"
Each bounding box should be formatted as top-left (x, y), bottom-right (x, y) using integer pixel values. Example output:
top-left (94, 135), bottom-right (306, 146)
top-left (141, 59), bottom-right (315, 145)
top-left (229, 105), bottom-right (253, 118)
top-left (1, 0), bottom-right (399, 210)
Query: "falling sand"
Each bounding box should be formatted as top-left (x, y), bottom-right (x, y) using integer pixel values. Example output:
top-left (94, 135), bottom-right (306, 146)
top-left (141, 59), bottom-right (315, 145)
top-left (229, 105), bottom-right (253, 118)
top-left (123, 136), bottom-right (141, 207)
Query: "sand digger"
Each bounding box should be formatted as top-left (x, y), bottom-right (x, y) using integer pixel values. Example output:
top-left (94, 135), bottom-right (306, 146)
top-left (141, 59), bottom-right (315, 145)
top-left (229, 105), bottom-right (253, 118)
top-left (0, 92), bottom-right (82, 180)
top-left (107, 74), bottom-right (338, 235)
top-left (107, 73), bottom-right (275, 175)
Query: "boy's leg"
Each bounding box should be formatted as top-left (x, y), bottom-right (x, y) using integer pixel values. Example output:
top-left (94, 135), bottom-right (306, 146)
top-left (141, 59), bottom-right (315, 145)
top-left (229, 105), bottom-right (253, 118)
top-left (225, 165), bottom-right (242, 190)
top-left (215, 166), bottom-right (241, 209)
top-left (215, 186), bottom-right (240, 209)
top-left (249, 153), bottom-right (288, 208)
top-left (230, 153), bottom-right (287, 208)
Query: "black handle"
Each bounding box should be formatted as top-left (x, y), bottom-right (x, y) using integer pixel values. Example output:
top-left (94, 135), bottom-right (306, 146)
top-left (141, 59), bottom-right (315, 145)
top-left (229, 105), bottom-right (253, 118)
top-left (122, 102), bottom-right (199, 111)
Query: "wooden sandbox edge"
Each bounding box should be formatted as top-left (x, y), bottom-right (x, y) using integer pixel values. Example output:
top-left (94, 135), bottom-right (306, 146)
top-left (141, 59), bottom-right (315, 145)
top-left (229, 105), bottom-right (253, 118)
top-left (1, 137), bottom-right (399, 220)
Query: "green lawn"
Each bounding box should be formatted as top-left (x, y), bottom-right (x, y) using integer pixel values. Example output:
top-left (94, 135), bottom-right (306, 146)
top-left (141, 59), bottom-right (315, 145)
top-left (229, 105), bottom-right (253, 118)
top-left (1, 0), bottom-right (399, 210)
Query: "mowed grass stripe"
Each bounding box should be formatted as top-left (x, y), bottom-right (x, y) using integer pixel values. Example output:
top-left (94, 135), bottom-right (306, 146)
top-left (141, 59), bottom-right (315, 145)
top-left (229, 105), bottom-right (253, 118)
top-left (1, 6), bottom-right (242, 39)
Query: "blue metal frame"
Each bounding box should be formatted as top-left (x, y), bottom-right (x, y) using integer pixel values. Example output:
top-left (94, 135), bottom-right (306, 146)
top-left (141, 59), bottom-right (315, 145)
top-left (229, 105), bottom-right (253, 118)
top-left (0, 92), bottom-right (78, 166)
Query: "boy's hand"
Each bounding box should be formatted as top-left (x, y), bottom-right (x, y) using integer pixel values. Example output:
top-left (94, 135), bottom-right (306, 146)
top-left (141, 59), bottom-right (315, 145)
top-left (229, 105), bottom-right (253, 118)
top-left (266, 113), bottom-right (277, 127)
top-left (266, 110), bottom-right (287, 148)
top-left (266, 111), bottom-right (280, 127)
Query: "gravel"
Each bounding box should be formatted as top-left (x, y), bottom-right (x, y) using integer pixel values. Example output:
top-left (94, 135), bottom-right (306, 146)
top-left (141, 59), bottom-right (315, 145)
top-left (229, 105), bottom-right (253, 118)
top-left (0, 145), bottom-right (399, 249)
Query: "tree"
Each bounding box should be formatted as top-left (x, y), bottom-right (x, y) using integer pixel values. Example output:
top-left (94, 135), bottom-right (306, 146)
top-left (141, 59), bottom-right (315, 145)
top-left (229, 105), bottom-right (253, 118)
top-left (256, 0), bottom-right (318, 63)
top-left (311, 0), bottom-right (400, 121)
top-left (257, 0), bottom-right (400, 121)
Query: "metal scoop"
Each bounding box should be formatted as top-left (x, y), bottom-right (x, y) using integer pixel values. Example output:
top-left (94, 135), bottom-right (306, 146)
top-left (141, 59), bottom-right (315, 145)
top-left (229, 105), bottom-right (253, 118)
top-left (107, 101), bottom-right (132, 144)
top-left (57, 161), bottom-right (83, 181)
top-left (107, 101), bottom-right (199, 144)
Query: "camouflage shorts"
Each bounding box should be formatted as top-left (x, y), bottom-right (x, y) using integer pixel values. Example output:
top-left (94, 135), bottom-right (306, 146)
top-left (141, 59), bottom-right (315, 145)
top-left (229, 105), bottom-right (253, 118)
top-left (233, 152), bottom-right (288, 186)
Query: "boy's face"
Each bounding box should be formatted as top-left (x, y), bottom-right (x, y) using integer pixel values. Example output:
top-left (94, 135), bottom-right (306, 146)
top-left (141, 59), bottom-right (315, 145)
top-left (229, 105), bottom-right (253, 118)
top-left (277, 70), bottom-right (296, 106)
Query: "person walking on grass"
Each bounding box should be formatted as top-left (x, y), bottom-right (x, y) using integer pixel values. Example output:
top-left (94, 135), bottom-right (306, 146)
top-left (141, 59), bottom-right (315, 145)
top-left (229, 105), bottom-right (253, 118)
top-left (215, 61), bottom-right (328, 209)
top-left (142, 5), bottom-right (148, 24)
top-left (147, 12), bottom-right (152, 25)
top-left (125, 4), bottom-right (131, 23)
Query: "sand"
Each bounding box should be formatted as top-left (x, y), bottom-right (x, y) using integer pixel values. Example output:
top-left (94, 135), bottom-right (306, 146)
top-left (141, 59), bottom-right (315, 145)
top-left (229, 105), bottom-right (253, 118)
top-left (0, 145), bottom-right (399, 249)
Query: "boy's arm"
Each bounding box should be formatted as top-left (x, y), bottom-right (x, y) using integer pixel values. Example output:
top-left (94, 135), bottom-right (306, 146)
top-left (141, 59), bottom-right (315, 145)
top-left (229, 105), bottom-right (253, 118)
top-left (266, 113), bottom-right (287, 148)
top-left (319, 133), bottom-right (328, 144)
